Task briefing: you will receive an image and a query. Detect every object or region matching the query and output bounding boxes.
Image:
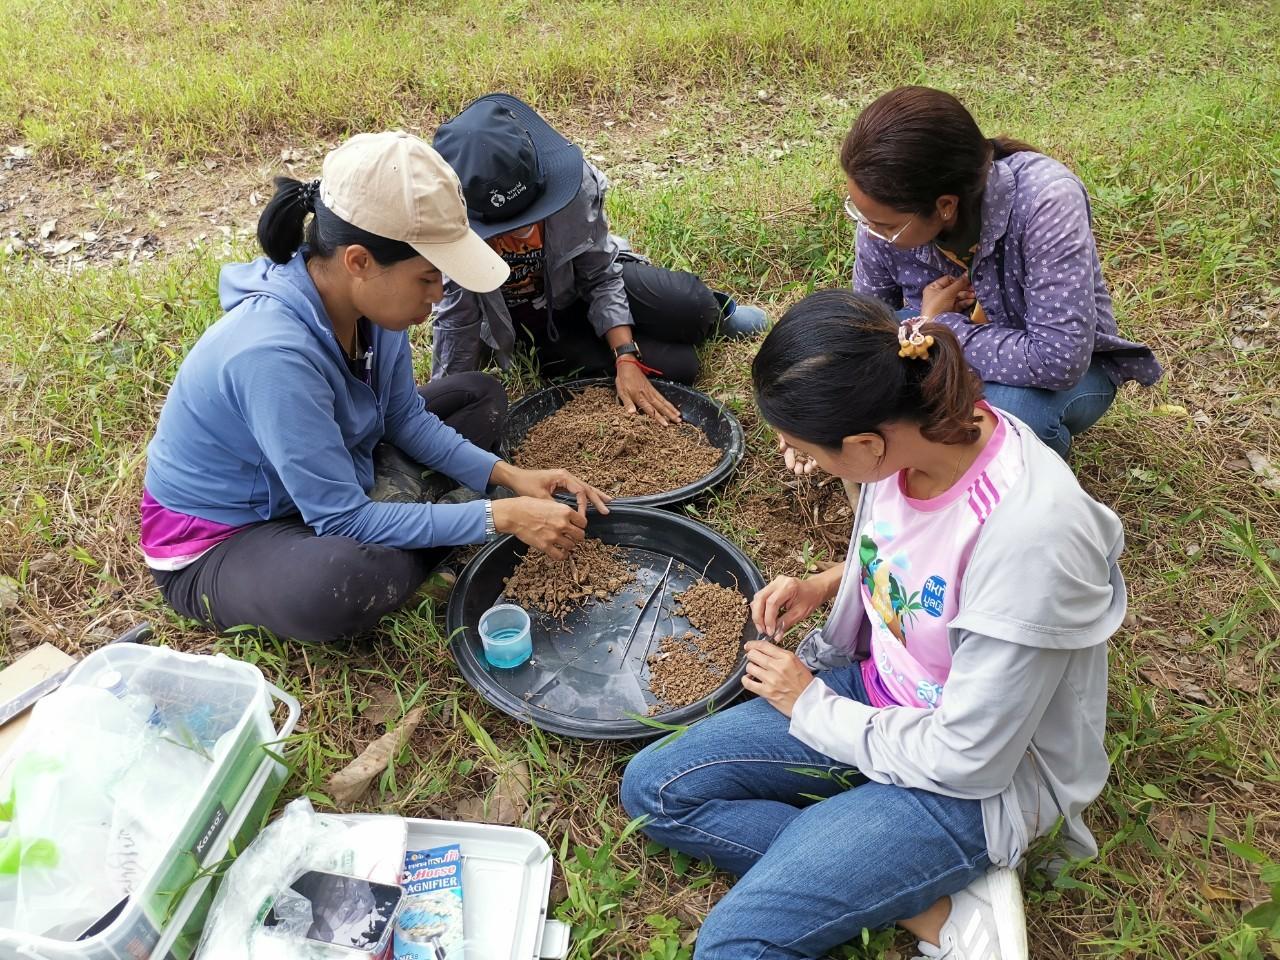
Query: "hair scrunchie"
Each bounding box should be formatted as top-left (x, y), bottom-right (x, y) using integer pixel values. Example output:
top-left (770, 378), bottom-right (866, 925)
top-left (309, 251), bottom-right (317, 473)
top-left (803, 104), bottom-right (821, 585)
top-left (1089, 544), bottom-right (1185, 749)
top-left (897, 317), bottom-right (935, 360)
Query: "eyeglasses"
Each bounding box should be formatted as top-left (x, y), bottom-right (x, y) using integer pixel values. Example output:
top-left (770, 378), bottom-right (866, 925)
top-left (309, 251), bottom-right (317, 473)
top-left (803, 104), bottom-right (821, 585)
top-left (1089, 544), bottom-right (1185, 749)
top-left (843, 195), bottom-right (914, 244)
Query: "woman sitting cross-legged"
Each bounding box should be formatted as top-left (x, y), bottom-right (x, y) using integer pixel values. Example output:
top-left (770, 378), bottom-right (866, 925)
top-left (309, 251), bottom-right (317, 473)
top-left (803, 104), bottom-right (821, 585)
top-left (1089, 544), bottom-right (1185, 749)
top-left (141, 132), bottom-right (608, 645)
top-left (623, 290), bottom-right (1127, 960)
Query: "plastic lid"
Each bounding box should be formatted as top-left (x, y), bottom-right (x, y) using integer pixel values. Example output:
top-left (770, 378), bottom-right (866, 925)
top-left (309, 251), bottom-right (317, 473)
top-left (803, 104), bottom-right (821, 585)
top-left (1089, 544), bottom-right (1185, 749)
top-left (94, 670), bottom-right (127, 695)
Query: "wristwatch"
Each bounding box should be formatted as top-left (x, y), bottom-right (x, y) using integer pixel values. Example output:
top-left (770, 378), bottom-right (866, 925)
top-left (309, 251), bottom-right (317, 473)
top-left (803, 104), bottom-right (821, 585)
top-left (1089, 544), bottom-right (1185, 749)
top-left (483, 500), bottom-right (497, 539)
top-left (613, 342), bottom-right (643, 364)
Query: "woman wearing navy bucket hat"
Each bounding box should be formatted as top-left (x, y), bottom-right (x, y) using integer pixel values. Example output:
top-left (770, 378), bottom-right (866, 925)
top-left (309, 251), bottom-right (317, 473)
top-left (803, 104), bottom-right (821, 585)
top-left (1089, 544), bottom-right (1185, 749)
top-left (432, 93), bottom-right (768, 424)
top-left (141, 131), bottom-right (610, 645)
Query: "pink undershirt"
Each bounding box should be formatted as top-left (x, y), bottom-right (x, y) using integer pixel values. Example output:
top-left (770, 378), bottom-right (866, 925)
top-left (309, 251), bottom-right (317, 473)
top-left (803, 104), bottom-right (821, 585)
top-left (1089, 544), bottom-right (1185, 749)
top-left (139, 490), bottom-right (245, 571)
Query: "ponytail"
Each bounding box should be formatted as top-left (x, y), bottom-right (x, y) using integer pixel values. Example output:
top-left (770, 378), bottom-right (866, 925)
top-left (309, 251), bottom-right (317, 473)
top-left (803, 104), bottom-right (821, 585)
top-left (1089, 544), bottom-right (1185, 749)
top-left (915, 321), bottom-right (982, 445)
top-left (752, 289), bottom-right (982, 449)
top-left (255, 175), bottom-right (420, 267)
top-left (257, 177), bottom-right (319, 264)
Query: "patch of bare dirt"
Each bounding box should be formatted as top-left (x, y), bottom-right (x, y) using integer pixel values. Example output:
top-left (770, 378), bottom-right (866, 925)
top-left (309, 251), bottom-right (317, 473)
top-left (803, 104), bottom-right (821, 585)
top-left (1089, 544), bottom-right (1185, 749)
top-left (0, 141), bottom-right (330, 267)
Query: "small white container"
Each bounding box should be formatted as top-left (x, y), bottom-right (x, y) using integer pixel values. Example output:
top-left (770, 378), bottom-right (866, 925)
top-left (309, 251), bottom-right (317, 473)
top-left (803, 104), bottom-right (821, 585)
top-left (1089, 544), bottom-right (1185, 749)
top-left (478, 604), bottom-right (533, 669)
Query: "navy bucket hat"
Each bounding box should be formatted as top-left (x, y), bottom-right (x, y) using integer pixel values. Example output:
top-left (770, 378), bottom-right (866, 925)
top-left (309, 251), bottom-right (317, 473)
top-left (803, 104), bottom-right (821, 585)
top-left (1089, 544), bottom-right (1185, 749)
top-left (433, 93), bottom-right (584, 240)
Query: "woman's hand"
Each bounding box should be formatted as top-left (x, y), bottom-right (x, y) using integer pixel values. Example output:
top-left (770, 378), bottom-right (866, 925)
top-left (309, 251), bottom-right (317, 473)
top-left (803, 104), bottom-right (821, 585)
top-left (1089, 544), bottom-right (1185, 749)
top-left (921, 274), bottom-right (972, 320)
top-left (491, 463), bottom-right (611, 516)
top-left (491, 496), bottom-right (588, 561)
top-left (750, 574), bottom-right (830, 638)
top-left (742, 640), bottom-right (814, 717)
top-left (776, 434), bottom-right (818, 476)
top-left (615, 360), bottom-right (681, 425)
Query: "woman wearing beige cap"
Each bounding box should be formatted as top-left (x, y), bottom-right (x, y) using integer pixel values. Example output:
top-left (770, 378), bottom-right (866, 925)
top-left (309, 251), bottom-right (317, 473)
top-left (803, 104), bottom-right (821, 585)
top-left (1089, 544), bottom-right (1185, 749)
top-left (140, 131), bottom-right (609, 644)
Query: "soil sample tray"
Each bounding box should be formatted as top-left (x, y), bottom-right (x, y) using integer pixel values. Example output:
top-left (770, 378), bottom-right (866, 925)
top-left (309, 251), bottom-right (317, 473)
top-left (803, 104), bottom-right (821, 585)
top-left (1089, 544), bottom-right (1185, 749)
top-left (446, 506), bottom-right (765, 740)
top-left (502, 378), bottom-right (745, 508)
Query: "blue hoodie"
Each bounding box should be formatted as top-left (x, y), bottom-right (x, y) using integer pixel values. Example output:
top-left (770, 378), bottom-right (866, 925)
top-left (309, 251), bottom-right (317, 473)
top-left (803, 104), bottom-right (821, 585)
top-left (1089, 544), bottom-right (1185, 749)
top-left (144, 252), bottom-right (499, 548)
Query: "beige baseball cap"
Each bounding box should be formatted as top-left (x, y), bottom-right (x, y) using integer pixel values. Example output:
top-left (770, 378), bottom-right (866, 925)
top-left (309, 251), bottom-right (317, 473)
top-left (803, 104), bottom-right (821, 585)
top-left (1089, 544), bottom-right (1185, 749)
top-left (319, 131), bottom-right (509, 293)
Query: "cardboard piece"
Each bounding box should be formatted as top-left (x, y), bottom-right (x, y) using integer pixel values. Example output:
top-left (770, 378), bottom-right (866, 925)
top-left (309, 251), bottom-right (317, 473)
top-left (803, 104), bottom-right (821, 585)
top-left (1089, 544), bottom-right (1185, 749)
top-left (0, 643), bottom-right (76, 756)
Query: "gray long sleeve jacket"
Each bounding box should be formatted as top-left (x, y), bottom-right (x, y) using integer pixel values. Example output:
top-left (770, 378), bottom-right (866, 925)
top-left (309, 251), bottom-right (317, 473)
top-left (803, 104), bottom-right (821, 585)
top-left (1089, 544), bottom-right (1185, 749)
top-left (430, 160), bottom-right (633, 378)
top-left (791, 417), bottom-right (1126, 867)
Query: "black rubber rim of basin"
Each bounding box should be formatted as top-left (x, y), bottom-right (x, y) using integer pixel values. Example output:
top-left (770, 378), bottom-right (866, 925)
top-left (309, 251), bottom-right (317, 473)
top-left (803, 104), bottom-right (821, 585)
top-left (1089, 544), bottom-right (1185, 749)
top-left (447, 505), bottom-right (766, 740)
top-left (500, 377), bottom-right (745, 508)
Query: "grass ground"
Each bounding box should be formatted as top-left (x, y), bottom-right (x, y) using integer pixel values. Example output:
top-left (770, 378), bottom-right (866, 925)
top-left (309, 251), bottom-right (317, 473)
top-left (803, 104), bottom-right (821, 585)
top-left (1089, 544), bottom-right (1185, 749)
top-left (2, 0), bottom-right (1279, 956)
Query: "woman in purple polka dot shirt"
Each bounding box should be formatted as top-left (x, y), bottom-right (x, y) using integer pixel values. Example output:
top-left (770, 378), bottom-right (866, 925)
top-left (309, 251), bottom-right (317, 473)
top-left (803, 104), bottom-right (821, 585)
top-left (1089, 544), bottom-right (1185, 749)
top-left (837, 86), bottom-right (1162, 458)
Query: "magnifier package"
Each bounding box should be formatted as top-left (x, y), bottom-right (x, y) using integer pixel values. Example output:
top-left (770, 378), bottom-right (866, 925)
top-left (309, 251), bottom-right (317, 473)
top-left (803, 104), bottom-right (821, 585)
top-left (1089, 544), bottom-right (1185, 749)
top-left (393, 844), bottom-right (464, 959)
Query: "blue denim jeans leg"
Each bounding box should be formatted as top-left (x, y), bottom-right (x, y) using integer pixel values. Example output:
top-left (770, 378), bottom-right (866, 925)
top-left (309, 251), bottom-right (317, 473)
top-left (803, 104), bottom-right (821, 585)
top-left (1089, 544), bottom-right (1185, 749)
top-left (982, 361), bottom-right (1117, 458)
top-left (620, 667), bottom-right (990, 960)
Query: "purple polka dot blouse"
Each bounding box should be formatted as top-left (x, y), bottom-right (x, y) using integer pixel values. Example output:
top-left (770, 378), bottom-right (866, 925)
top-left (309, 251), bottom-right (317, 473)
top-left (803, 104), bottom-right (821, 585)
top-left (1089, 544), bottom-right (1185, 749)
top-left (853, 151), bottom-right (1163, 390)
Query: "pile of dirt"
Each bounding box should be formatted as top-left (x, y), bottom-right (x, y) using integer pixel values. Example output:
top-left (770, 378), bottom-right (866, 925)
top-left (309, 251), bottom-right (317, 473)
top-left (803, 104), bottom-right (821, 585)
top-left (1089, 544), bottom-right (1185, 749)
top-left (513, 386), bottom-right (723, 497)
top-left (647, 581), bottom-right (749, 710)
top-left (729, 476), bottom-right (853, 579)
top-left (502, 538), bottom-right (635, 619)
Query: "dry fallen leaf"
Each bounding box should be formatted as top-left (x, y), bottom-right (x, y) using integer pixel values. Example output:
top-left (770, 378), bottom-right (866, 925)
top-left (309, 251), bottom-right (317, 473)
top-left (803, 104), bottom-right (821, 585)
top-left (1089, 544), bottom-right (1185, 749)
top-left (454, 761), bottom-right (531, 826)
top-left (1149, 806), bottom-right (1211, 846)
top-left (1139, 660), bottom-right (1211, 705)
top-left (1245, 450), bottom-right (1280, 492)
top-left (490, 761), bottom-right (532, 825)
top-left (39, 218), bottom-right (57, 240)
top-left (548, 876), bottom-right (568, 906)
top-left (454, 796), bottom-right (486, 821)
top-left (0, 575), bottom-right (21, 611)
top-left (1224, 660), bottom-right (1261, 695)
top-left (360, 684), bottom-right (401, 725)
top-left (1198, 879), bottom-right (1243, 902)
top-left (327, 705), bottom-right (424, 804)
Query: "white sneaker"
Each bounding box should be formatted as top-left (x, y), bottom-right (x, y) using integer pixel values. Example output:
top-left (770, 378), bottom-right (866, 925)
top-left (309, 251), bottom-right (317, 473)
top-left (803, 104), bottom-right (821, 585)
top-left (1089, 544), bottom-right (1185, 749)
top-left (912, 867), bottom-right (1028, 960)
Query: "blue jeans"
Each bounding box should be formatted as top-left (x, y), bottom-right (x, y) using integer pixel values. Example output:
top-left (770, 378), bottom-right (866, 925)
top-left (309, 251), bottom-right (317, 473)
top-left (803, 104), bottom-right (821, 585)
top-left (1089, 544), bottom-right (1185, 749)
top-left (983, 362), bottom-right (1116, 458)
top-left (620, 667), bottom-right (990, 959)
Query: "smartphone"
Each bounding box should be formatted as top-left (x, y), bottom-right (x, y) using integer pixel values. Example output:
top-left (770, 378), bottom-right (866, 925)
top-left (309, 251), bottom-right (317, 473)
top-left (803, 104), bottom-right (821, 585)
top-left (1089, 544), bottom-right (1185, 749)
top-left (264, 869), bottom-right (404, 954)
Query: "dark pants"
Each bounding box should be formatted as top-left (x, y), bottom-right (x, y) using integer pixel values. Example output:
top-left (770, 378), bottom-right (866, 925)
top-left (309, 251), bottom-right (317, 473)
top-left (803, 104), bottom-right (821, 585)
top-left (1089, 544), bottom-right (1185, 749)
top-left (152, 372), bottom-right (506, 644)
top-left (526, 261), bottom-right (720, 384)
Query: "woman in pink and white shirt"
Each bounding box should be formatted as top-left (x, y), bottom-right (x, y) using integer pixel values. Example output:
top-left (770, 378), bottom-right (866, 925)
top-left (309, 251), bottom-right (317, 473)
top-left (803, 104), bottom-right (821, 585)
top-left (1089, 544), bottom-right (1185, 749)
top-left (623, 290), bottom-right (1127, 960)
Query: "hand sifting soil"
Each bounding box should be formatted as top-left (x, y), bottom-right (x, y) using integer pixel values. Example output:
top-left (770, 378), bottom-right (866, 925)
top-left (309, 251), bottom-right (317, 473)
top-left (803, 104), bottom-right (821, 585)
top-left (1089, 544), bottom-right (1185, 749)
top-left (513, 386), bottom-right (722, 497)
top-left (502, 537), bottom-right (636, 619)
top-left (647, 580), bottom-right (750, 710)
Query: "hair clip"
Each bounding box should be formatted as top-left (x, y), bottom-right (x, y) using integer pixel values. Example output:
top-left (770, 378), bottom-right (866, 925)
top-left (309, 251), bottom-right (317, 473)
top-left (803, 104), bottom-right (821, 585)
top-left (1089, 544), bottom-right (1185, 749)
top-left (897, 317), bottom-right (935, 360)
top-left (297, 179), bottom-right (320, 209)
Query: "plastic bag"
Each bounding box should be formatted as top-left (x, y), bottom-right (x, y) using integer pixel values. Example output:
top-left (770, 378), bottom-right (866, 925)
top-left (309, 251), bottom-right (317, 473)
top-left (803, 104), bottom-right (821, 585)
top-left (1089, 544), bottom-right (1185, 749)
top-left (197, 798), bottom-right (407, 959)
top-left (0, 683), bottom-right (214, 939)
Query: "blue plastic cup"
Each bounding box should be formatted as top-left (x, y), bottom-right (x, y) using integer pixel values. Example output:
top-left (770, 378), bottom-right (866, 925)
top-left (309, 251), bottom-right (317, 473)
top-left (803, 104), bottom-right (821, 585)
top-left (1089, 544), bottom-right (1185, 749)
top-left (479, 603), bottom-right (533, 669)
